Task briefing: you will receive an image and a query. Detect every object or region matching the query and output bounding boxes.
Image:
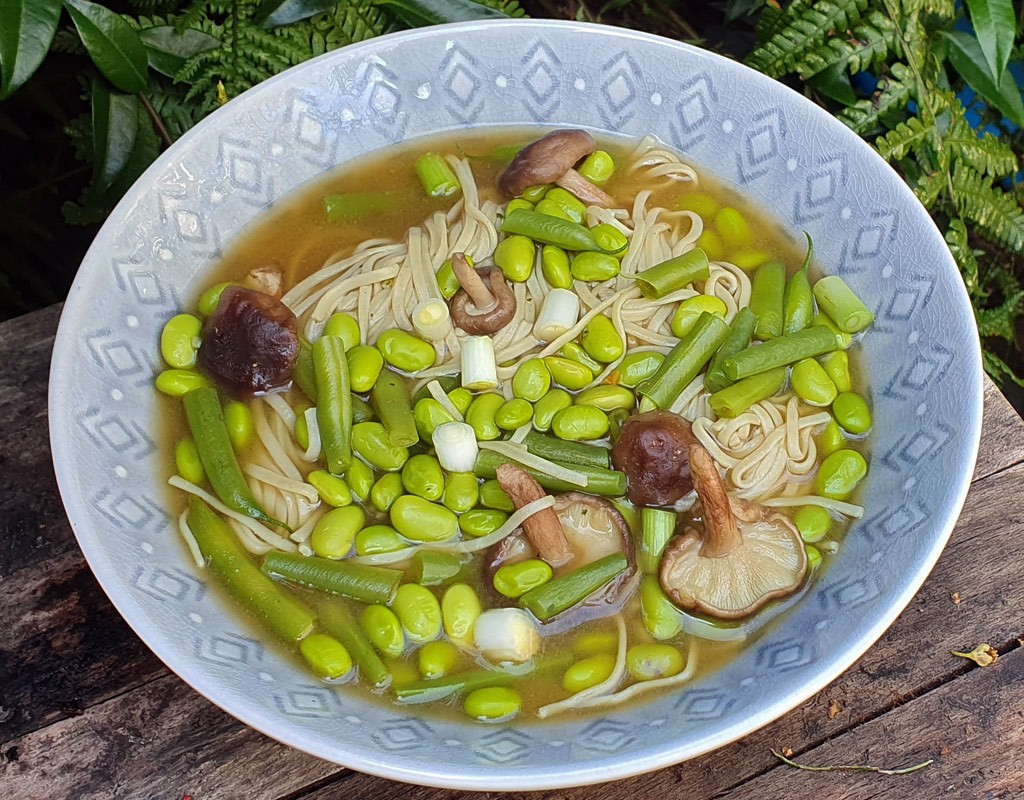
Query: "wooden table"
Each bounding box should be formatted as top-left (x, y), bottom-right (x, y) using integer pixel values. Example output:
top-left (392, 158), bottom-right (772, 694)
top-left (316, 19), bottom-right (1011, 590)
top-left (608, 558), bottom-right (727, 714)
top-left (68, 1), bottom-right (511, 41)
top-left (1, 304), bottom-right (1022, 800)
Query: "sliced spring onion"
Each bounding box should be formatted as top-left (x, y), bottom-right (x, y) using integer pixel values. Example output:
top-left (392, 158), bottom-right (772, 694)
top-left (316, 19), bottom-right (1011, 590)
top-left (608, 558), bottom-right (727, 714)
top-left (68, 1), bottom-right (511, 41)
top-left (533, 288), bottom-right (581, 342)
top-left (460, 335), bottom-right (498, 390)
top-left (432, 422), bottom-right (479, 473)
top-left (411, 299), bottom-right (452, 341)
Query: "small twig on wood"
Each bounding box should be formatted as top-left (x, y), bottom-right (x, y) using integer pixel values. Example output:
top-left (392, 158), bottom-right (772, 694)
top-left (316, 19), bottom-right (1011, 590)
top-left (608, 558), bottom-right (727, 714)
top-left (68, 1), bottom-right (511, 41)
top-left (139, 93), bottom-right (174, 149)
top-left (771, 749), bottom-right (934, 776)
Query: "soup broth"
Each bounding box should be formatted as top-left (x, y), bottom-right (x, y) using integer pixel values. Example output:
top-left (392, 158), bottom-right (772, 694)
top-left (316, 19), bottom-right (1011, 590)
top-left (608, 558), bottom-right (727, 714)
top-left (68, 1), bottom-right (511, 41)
top-left (159, 129), bottom-right (871, 724)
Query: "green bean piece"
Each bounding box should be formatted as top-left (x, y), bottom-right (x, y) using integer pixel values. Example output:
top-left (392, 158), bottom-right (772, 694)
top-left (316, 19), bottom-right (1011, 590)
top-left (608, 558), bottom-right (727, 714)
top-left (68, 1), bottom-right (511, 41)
top-left (419, 640), bottom-right (462, 680)
top-left (671, 295), bottom-right (728, 339)
top-left (262, 551), bottom-right (402, 604)
top-left (812, 312), bottom-right (854, 350)
top-left (551, 405), bottom-right (610, 441)
top-left (821, 350), bottom-right (852, 394)
top-left (714, 207), bottom-right (753, 250)
top-left (520, 553), bottom-right (628, 621)
top-left (494, 234), bottom-right (536, 283)
top-left (324, 191), bottom-right (407, 222)
top-left (352, 422), bottom-right (409, 472)
top-left (465, 392), bottom-right (505, 441)
top-left (391, 583), bottom-right (442, 643)
top-left (475, 449), bottom-right (627, 496)
top-left (571, 251), bottom-right (620, 282)
top-left (532, 388), bottom-right (572, 432)
top-left (832, 391), bottom-right (873, 434)
top-left (627, 643), bottom-right (684, 682)
top-left (442, 583), bottom-right (482, 642)
top-left (495, 398), bottom-right (534, 431)
top-left (464, 687), bottom-right (522, 721)
top-left (578, 149), bottom-right (615, 184)
top-left (155, 368), bottom-right (209, 397)
top-left (704, 307), bottom-right (758, 393)
top-left (293, 340), bottom-right (318, 401)
top-left (182, 387), bottom-right (281, 527)
top-left (308, 470), bottom-right (353, 507)
top-left (581, 314), bottom-right (624, 363)
top-left (299, 633), bottom-right (353, 680)
top-left (393, 666), bottom-right (510, 704)
top-left (346, 458), bottom-right (375, 502)
top-left (783, 267), bottom-right (814, 335)
top-left (319, 603), bottom-right (391, 687)
top-left (413, 397), bottom-right (455, 441)
top-left (175, 437), bottom-right (205, 484)
top-left (390, 495), bottom-right (459, 542)
top-left (160, 313), bottom-right (202, 369)
top-left (370, 369), bottom-right (419, 448)
top-left (639, 508), bottom-right (676, 573)
top-left (197, 282), bottom-right (232, 316)
top-left (575, 385), bottom-right (635, 412)
top-left (563, 654), bottom-right (617, 694)
top-left (813, 275), bottom-right (874, 333)
top-left (186, 497), bottom-right (313, 641)
top-left (376, 328), bottom-right (436, 373)
top-left (541, 245), bottom-right (572, 289)
top-left (354, 525), bottom-right (406, 556)
top-left (589, 223), bottom-right (629, 255)
top-left (415, 152), bottom-right (461, 197)
top-left (409, 550), bottom-right (464, 586)
top-left (544, 356), bottom-right (594, 391)
top-left (612, 351), bottom-right (665, 388)
top-left (479, 479), bottom-right (515, 511)
top-left (818, 418), bottom-right (846, 457)
top-left (708, 367), bottom-right (787, 418)
top-left (790, 358), bottom-right (838, 407)
top-left (310, 506), bottom-right (364, 558)
top-left (323, 312), bottom-right (361, 350)
top-left (459, 509), bottom-right (509, 538)
top-left (500, 208), bottom-right (602, 251)
top-left (346, 345), bottom-right (384, 394)
top-left (493, 559), bottom-right (553, 598)
top-left (750, 261), bottom-right (786, 339)
top-left (443, 471), bottom-right (479, 513)
top-left (640, 575), bottom-right (683, 640)
top-left (401, 453), bottom-right (445, 502)
top-left (223, 401), bottom-right (254, 451)
top-left (634, 249), bottom-right (710, 299)
top-left (545, 188), bottom-right (587, 224)
top-left (793, 505), bottom-right (832, 543)
top-left (361, 604), bottom-right (405, 658)
top-left (638, 313), bottom-right (731, 409)
top-left (814, 449), bottom-right (868, 499)
top-left (559, 342), bottom-right (602, 373)
top-left (512, 358), bottom-right (552, 402)
top-left (312, 336), bottom-right (353, 475)
top-left (723, 326), bottom-right (837, 380)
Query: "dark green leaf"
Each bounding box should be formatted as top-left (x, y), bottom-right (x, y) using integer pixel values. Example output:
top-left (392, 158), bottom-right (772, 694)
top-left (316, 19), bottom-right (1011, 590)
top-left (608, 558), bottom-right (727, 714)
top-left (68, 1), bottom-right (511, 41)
top-left (64, 0), bottom-right (148, 93)
top-left (807, 62), bottom-right (857, 105)
top-left (254, 0), bottom-right (341, 28)
top-left (91, 78), bottom-right (139, 190)
top-left (964, 0), bottom-right (1016, 82)
top-left (0, 0), bottom-right (62, 99)
top-left (374, 0), bottom-right (508, 27)
top-left (139, 26), bottom-right (219, 79)
top-left (942, 31), bottom-right (1024, 127)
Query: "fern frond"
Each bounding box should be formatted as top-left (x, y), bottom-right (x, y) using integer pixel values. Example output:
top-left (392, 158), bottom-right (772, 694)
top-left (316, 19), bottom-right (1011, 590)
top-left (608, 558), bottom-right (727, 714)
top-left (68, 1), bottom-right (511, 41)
top-left (755, 2), bottom-right (787, 44)
top-left (975, 294), bottom-right (1024, 339)
top-left (875, 116), bottom-right (929, 161)
top-left (796, 10), bottom-right (901, 78)
top-left (944, 218), bottom-right (979, 296)
top-left (954, 165), bottom-right (1024, 254)
top-left (945, 120), bottom-right (1019, 178)
top-left (306, 0), bottom-right (394, 51)
top-left (913, 169), bottom-right (945, 206)
top-left (51, 29), bottom-right (87, 55)
top-left (838, 63), bottom-right (914, 134)
top-left (981, 349), bottom-right (1024, 387)
top-left (746, 0), bottom-right (871, 78)
top-left (919, 0), bottom-right (955, 18)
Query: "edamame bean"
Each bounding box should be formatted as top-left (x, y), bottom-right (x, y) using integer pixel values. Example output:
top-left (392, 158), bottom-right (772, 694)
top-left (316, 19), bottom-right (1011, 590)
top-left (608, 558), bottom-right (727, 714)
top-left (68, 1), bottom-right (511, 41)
top-left (197, 282), bottom-right (231, 316)
top-left (533, 388), bottom-right (572, 431)
top-left (544, 188), bottom-right (587, 223)
top-left (505, 198), bottom-right (534, 215)
top-left (361, 604), bottom-right (405, 657)
top-left (512, 358), bottom-right (551, 402)
top-left (791, 358), bottom-right (838, 407)
top-left (459, 509), bottom-right (509, 538)
top-left (535, 197), bottom-right (574, 221)
top-left (640, 575), bottom-right (683, 640)
top-left (818, 418), bottom-right (846, 457)
top-left (447, 387), bottom-right (473, 416)
top-left (543, 356), bottom-right (593, 391)
top-left (493, 558), bottom-right (553, 598)
top-left (346, 458), bottom-right (375, 501)
top-left (391, 583), bottom-right (442, 643)
top-left (571, 251), bottom-right (620, 282)
top-left (299, 634), bottom-right (352, 680)
top-left (731, 248), bottom-right (771, 271)
top-left (495, 398), bottom-right (534, 431)
top-left (155, 369), bottom-right (208, 396)
top-left (559, 342), bottom-right (602, 373)
top-left (832, 391), bottom-right (872, 434)
top-left (575, 385), bottom-right (635, 412)
top-left (324, 313), bottom-right (360, 350)
top-left (442, 583), bottom-right (482, 641)
top-left (572, 630), bottom-right (618, 657)
top-left (676, 193), bottom-right (719, 218)
top-left (308, 470), bottom-right (353, 507)
top-left (551, 405), bottom-right (610, 441)
top-left (355, 525), bottom-right (406, 556)
top-left (671, 295), bottom-right (728, 338)
top-left (418, 640), bottom-right (461, 679)
top-left (521, 184), bottom-right (551, 203)
top-left (814, 449), bottom-right (868, 499)
top-left (581, 314), bottom-right (624, 364)
top-left (376, 329), bottom-right (436, 372)
top-left (607, 408), bottom-right (629, 439)
top-left (160, 313), bottom-right (202, 369)
top-left (812, 313), bottom-right (853, 349)
top-left (390, 495), bottom-right (459, 542)
top-left (310, 505), bottom-right (365, 558)
top-left (714, 207), bottom-right (754, 250)
top-left (436, 257), bottom-right (462, 300)
top-left (443, 472), bottom-right (479, 513)
top-left (590, 223), bottom-right (628, 254)
top-left (413, 398), bottom-right (454, 441)
top-left (464, 687), bottom-right (521, 721)
top-left (294, 412), bottom-right (310, 450)
top-left (821, 351), bottom-right (852, 393)
top-left (578, 150), bottom-right (615, 184)
top-left (612, 351), bottom-right (665, 388)
top-left (806, 544), bottom-right (823, 569)
top-left (793, 505), bottom-right (832, 543)
top-left (465, 392), bottom-right (504, 441)
top-left (386, 657), bottom-right (419, 686)
top-left (563, 654), bottom-right (616, 694)
top-left (223, 401), bottom-right (254, 450)
top-left (347, 345), bottom-right (385, 393)
top-left (696, 229), bottom-right (725, 261)
top-left (352, 422), bottom-right (409, 471)
top-left (626, 643), bottom-right (685, 681)
top-left (351, 395), bottom-right (374, 425)
top-left (175, 437), bottom-right (205, 484)
top-left (401, 454), bottom-right (444, 501)
top-left (371, 472), bottom-right (405, 512)
top-left (541, 245), bottom-right (572, 289)
top-left (479, 479), bottom-right (515, 511)
top-left (493, 235), bottom-right (536, 283)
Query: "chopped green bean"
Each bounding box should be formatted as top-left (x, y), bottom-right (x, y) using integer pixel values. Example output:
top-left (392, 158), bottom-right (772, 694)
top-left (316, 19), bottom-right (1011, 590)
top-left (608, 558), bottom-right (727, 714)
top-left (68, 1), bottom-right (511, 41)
top-left (709, 367), bottom-right (787, 418)
top-left (324, 191), bottom-right (407, 222)
top-left (370, 369), bottom-right (418, 448)
top-left (704, 307), bottom-right (758, 393)
top-left (750, 261), bottom-right (786, 339)
top-left (723, 326), bottom-right (837, 380)
top-left (813, 275), bottom-right (874, 333)
top-left (500, 208), bottom-right (602, 251)
top-left (415, 152), bottom-right (461, 197)
top-left (262, 551), bottom-right (402, 604)
top-left (634, 249), bottom-right (710, 299)
top-left (474, 448), bottom-right (626, 496)
top-left (519, 553), bottom-right (628, 621)
top-left (409, 550), bottom-right (464, 586)
top-left (638, 312), bottom-right (731, 408)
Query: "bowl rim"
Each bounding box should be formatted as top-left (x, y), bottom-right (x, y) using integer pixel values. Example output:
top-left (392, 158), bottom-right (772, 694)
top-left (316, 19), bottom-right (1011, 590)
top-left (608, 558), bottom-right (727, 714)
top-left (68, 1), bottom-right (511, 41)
top-left (48, 18), bottom-right (984, 790)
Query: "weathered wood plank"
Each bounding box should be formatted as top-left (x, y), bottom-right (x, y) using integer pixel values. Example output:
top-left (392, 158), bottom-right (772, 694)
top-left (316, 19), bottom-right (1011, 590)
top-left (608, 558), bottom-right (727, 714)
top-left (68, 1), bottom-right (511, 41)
top-left (0, 306), bottom-right (60, 434)
top-left (974, 378), bottom-right (1024, 479)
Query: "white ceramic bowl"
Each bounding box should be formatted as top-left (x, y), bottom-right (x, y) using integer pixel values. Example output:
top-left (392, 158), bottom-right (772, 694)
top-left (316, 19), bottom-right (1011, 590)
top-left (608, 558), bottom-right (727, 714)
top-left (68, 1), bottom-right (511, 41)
top-left (49, 20), bottom-right (983, 790)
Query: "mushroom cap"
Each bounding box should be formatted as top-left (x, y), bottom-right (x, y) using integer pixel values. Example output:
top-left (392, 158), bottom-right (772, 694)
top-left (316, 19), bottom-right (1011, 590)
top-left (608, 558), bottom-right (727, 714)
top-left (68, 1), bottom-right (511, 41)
top-left (449, 267), bottom-right (517, 335)
top-left (659, 503), bottom-right (807, 620)
top-left (611, 410), bottom-right (697, 507)
top-left (498, 130), bottom-right (598, 197)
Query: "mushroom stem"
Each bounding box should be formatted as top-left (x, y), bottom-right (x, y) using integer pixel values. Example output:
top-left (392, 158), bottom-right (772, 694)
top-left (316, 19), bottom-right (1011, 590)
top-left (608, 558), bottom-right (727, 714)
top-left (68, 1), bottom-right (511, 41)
top-left (688, 443), bottom-right (742, 558)
top-left (451, 252), bottom-right (496, 312)
top-left (496, 464), bottom-right (574, 568)
top-left (556, 169), bottom-right (616, 208)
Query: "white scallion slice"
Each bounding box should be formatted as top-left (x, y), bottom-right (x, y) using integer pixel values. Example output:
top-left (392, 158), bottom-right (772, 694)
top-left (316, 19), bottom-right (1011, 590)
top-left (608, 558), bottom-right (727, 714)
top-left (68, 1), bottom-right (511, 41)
top-left (432, 422), bottom-right (478, 473)
top-left (412, 298), bottom-right (452, 341)
top-left (533, 288), bottom-right (581, 342)
top-left (460, 335), bottom-right (498, 390)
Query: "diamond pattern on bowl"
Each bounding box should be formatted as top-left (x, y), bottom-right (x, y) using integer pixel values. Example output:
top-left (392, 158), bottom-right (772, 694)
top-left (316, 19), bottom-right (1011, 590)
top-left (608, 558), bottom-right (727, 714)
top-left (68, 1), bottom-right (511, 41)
top-left (373, 718), bottom-right (435, 751)
top-left (473, 729), bottom-right (538, 763)
top-left (576, 719), bottom-right (637, 752)
top-left (670, 74), bottom-right (716, 150)
top-left (195, 632), bottom-right (265, 667)
top-left (673, 688), bottom-right (737, 720)
top-left (132, 565), bottom-right (204, 603)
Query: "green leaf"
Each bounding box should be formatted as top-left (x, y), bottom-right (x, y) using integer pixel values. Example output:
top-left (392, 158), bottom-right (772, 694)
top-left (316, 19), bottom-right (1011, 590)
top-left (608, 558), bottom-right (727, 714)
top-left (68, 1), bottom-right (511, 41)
top-left (964, 0), bottom-right (1016, 82)
top-left (941, 31), bottom-right (1024, 128)
top-left (807, 62), bottom-right (857, 105)
top-left (796, 10), bottom-right (901, 79)
top-left (945, 119), bottom-right (1019, 177)
top-left (875, 116), bottom-right (930, 161)
top-left (255, 0), bottom-right (341, 28)
top-left (64, 0), bottom-right (149, 93)
top-left (374, 0), bottom-right (509, 27)
top-left (838, 62), bottom-right (915, 134)
top-left (91, 77), bottom-right (139, 190)
top-left (139, 26), bottom-right (219, 79)
top-left (944, 218), bottom-right (979, 296)
top-left (954, 163), bottom-right (1024, 254)
top-left (0, 0), bottom-right (62, 99)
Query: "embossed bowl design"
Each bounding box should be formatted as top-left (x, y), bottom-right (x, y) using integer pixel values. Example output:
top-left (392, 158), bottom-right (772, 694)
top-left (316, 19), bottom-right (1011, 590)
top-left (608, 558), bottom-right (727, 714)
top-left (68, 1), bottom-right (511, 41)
top-left (49, 20), bottom-right (983, 790)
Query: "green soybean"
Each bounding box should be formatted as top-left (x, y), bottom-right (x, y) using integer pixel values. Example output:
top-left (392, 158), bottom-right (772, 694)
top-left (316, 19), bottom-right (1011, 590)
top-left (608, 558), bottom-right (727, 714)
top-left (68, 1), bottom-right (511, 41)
top-left (818, 419), bottom-right (846, 457)
top-left (821, 350), bottom-right (852, 393)
top-left (175, 437), bottom-right (205, 484)
top-left (750, 261), bottom-right (786, 339)
top-left (376, 329), bottom-right (436, 373)
top-left (709, 367), bottom-right (787, 418)
top-left (671, 295), bottom-right (728, 339)
top-left (494, 234), bottom-right (536, 283)
top-left (697, 228), bottom-right (725, 261)
top-left (262, 551), bottom-right (402, 605)
top-left (390, 495), bottom-right (459, 542)
top-left (704, 307), bottom-right (758, 393)
top-left (512, 358), bottom-right (551, 402)
top-left (640, 575), bottom-right (683, 640)
top-left (833, 391), bottom-right (872, 434)
top-left (299, 633), bottom-right (353, 680)
top-left (634, 249), bottom-right (710, 299)
top-left (156, 368), bottom-right (209, 396)
top-left (443, 472), bottom-right (479, 513)
top-left (571, 251), bottom-right (620, 282)
top-left (352, 422), bottom-right (409, 472)
top-left (639, 313), bottom-right (731, 409)
top-left (535, 197), bottom-right (573, 222)
top-left (319, 604), bottom-right (390, 687)
top-left (479, 479), bottom-right (515, 512)
top-left (723, 325), bottom-right (837, 380)
top-left (442, 583), bottom-right (482, 642)
top-left (160, 313), bottom-right (202, 369)
top-left (371, 471), bottom-right (405, 513)
top-left (436, 258), bottom-right (462, 299)
top-left (544, 187), bottom-right (587, 223)
top-left (813, 275), bottom-right (874, 333)
top-left (572, 630), bottom-right (619, 657)
top-left (361, 604), bottom-right (405, 658)
top-left (401, 454), bottom-right (445, 501)
top-left (793, 505), bottom-right (832, 543)
top-left (501, 208), bottom-right (602, 251)
top-left (521, 184), bottom-right (551, 203)
top-left (575, 385), bottom-right (635, 412)
top-left (806, 544), bottom-right (823, 569)
top-left (581, 314), bottom-right (624, 363)
top-left (551, 405), bottom-right (610, 441)
top-left (531, 388), bottom-right (572, 432)
top-left (447, 387), bottom-right (473, 415)
top-left (814, 449), bottom-right (868, 499)
top-left (612, 351), bottom-right (665, 388)
top-left (198, 282), bottom-right (231, 316)
top-left (464, 686), bottom-right (521, 721)
top-left (590, 223), bottom-right (629, 255)
top-left (563, 654), bottom-right (616, 694)
top-left (293, 342), bottom-right (318, 401)
top-left (355, 525), bottom-right (406, 556)
top-left (418, 640), bottom-right (462, 680)
top-left (346, 458), bottom-right (374, 501)
top-left (308, 470), bottom-right (353, 507)
top-left (347, 345), bottom-right (385, 394)
top-left (578, 150), bottom-right (615, 184)
top-left (409, 550), bottom-right (464, 586)
top-left (676, 192), bottom-right (719, 217)
top-left (413, 397), bottom-right (454, 441)
top-left (495, 398), bottom-right (534, 431)
top-left (791, 358), bottom-right (838, 407)
top-left (714, 207), bottom-right (753, 249)
top-left (627, 643), bottom-right (685, 682)
top-left (544, 356), bottom-right (594, 391)
top-left (351, 395), bottom-right (374, 424)
top-left (459, 508), bottom-right (509, 538)
top-left (466, 392), bottom-right (504, 441)
top-left (323, 312), bottom-right (361, 350)
top-left (541, 245), bottom-right (572, 289)
top-left (223, 401), bottom-right (254, 451)
top-left (391, 583), bottom-right (442, 643)
top-left (812, 312), bottom-right (854, 349)
top-left (310, 506), bottom-right (364, 558)
top-left (559, 342), bottom-right (602, 373)
top-left (732, 248), bottom-right (771, 270)
top-left (639, 508), bottom-right (675, 574)
top-left (493, 559), bottom-right (553, 598)
top-left (505, 198), bottom-right (534, 215)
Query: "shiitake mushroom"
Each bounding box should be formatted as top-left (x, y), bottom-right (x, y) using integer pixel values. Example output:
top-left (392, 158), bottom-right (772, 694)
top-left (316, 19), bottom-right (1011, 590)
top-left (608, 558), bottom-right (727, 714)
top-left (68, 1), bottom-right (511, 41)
top-left (610, 410), bottom-right (696, 507)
